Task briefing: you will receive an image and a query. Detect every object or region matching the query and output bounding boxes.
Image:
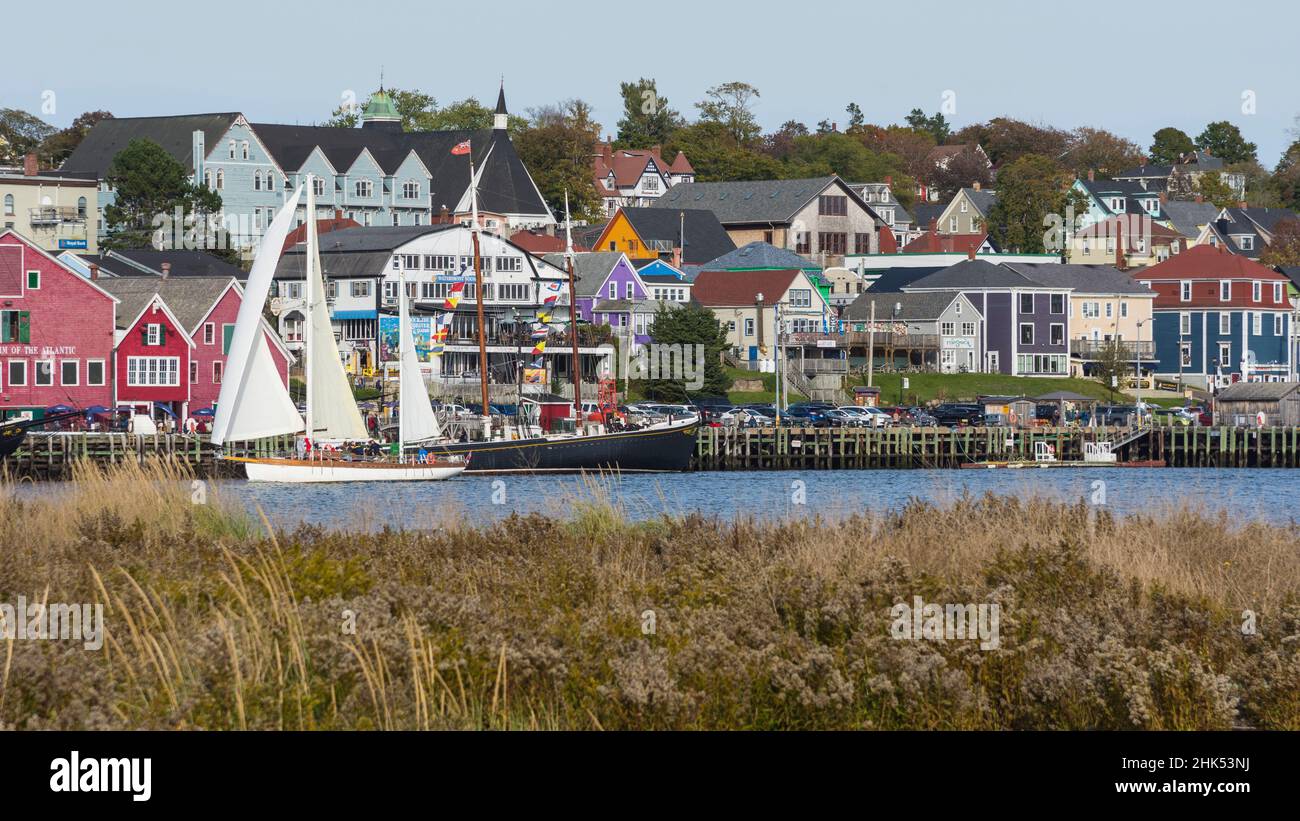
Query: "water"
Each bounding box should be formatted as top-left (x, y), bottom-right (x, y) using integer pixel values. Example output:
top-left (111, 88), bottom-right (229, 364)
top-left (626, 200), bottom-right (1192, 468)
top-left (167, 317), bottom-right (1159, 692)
top-left (191, 468), bottom-right (1300, 531)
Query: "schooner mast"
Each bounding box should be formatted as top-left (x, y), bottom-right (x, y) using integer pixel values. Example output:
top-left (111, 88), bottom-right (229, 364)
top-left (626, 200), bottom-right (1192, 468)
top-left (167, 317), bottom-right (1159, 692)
top-left (564, 191), bottom-right (582, 421)
top-left (467, 148), bottom-right (491, 433)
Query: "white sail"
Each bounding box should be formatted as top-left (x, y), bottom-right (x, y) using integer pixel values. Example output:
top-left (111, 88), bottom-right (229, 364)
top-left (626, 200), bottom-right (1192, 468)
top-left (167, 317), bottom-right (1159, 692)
top-left (211, 189), bottom-right (305, 446)
top-left (305, 183), bottom-right (369, 441)
top-left (398, 273), bottom-right (441, 444)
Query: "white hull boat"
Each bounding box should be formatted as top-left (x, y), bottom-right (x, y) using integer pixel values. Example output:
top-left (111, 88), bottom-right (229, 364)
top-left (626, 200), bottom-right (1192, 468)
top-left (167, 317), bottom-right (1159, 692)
top-left (233, 456), bottom-right (465, 483)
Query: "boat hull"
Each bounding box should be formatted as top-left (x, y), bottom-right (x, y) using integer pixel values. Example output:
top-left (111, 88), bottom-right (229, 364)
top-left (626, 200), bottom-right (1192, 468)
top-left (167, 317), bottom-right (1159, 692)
top-left (231, 457), bottom-right (466, 483)
top-left (0, 428), bottom-right (24, 459)
top-left (424, 420), bottom-right (699, 473)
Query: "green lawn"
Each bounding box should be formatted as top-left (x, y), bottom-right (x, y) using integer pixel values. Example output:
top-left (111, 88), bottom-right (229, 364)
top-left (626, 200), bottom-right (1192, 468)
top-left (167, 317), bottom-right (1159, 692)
top-left (849, 372), bottom-right (1128, 405)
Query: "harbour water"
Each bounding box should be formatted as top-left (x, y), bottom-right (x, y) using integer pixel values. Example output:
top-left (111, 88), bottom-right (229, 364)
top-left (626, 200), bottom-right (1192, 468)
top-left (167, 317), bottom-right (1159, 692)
top-left (178, 468), bottom-right (1300, 530)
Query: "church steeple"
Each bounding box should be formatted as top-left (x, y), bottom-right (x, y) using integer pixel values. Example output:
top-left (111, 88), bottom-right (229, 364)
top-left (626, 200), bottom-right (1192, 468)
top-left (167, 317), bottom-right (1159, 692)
top-left (494, 81), bottom-right (508, 131)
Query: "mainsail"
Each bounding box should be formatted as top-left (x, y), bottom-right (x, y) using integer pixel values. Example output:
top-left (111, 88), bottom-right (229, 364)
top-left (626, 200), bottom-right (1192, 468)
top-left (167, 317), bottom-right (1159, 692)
top-left (210, 189), bottom-right (305, 446)
top-left (304, 184), bottom-right (369, 441)
top-left (398, 273), bottom-right (441, 444)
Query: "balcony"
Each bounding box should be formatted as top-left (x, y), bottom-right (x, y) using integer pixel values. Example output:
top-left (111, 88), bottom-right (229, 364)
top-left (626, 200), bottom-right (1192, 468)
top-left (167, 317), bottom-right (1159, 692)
top-left (1071, 339), bottom-right (1155, 361)
top-left (29, 206), bottom-right (86, 225)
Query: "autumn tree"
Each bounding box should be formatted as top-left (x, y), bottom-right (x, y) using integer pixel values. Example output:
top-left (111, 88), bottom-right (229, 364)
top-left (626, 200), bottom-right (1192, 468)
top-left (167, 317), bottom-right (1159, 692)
top-left (1259, 218), bottom-right (1300, 267)
top-left (666, 120), bottom-right (782, 183)
top-left (39, 110), bottom-right (113, 166)
top-left (514, 99), bottom-right (603, 220)
top-left (985, 154), bottom-right (1080, 253)
top-left (0, 109), bottom-right (55, 164)
top-left (1065, 127), bottom-right (1144, 177)
top-left (926, 148), bottom-right (994, 200)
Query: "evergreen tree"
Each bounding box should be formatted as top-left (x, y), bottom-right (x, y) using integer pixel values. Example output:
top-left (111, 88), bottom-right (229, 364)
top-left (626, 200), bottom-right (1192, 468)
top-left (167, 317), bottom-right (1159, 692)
top-left (643, 302), bottom-right (730, 400)
top-left (615, 78), bottom-right (681, 148)
top-left (102, 139), bottom-right (224, 251)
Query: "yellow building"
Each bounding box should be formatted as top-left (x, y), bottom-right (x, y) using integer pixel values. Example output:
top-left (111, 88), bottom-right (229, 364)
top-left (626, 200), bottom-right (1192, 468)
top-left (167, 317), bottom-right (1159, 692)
top-left (1, 161), bottom-right (98, 254)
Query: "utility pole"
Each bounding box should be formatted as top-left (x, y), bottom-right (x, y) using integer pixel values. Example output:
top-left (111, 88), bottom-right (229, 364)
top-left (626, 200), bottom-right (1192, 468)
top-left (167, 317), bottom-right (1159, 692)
top-left (867, 299), bottom-right (876, 388)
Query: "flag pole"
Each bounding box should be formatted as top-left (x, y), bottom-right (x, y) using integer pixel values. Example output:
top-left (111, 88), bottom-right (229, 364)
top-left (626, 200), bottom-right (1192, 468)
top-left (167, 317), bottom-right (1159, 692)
top-left (469, 150), bottom-right (490, 434)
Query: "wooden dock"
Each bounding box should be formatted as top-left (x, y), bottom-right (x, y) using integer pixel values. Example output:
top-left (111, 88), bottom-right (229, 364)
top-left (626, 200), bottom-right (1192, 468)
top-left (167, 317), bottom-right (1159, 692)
top-left (6, 426), bottom-right (1300, 480)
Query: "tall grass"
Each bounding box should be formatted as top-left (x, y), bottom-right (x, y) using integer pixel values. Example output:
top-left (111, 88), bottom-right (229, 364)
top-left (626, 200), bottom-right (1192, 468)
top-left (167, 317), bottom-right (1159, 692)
top-left (1, 459), bottom-right (1297, 730)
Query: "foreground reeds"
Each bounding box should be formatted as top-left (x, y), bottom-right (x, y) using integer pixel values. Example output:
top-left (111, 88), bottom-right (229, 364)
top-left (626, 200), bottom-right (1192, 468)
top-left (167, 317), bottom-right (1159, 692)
top-left (1, 459), bottom-right (1297, 730)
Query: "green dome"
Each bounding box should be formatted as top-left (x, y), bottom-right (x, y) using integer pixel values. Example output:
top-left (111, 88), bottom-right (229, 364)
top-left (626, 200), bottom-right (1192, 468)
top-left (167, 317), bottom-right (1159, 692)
top-left (361, 89), bottom-right (400, 123)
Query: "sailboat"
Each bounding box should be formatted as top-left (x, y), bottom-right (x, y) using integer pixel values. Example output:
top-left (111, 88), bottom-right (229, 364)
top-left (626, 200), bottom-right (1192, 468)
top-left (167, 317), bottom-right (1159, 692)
top-left (212, 178), bottom-right (466, 482)
top-left (419, 154), bottom-right (698, 473)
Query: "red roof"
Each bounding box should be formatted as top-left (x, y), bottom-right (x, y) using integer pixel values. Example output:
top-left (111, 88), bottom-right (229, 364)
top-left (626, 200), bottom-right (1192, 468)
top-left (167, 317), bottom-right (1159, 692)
top-left (902, 232), bottom-right (987, 254)
top-left (509, 229), bottom-right (583, 256)
top-left (592, 143), bottom-right (691, 190)
top-left (1137, 242), bottom-right (1288, 281)
top-left (282, 216), bottom-right (362, 252)
top-left (692, 269), bottom-right (803, 306)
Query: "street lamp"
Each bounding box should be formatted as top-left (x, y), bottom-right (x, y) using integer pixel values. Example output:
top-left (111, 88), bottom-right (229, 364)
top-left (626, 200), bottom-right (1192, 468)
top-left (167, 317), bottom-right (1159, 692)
top-left (1134, 318), bottom-right (1147, 425)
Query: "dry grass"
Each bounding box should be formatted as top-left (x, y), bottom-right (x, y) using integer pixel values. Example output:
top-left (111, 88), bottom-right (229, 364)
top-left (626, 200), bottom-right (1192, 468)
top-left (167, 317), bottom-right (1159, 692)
top-left (1, 459), bottom-right (1298, 730)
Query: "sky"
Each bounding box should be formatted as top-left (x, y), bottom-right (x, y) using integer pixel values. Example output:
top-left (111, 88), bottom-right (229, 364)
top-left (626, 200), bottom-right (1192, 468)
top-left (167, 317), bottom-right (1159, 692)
top-left (6, 0), bottom-right (1299, 167)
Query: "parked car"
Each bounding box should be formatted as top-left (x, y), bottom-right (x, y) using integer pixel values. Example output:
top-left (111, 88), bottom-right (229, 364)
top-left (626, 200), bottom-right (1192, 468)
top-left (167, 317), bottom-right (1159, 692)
top-left (822, 408), bottom-right (867, 427)
top-left (720, 408), bottom-right (768, 428)
top-left (861, 406), bottom-right (895, 428)
top-left (1152, 407), bottom-right (1196, 426)
top-left (836, 406), bottom-right (878, 426)
top-left (907, 406), bottom-right (939, 427)
top-left (781, 405), bottom-right (830, 427)
top-left (1185, 406), bottom-right (1213, 426)
top-left (931, 403), bottom-right (984, 427)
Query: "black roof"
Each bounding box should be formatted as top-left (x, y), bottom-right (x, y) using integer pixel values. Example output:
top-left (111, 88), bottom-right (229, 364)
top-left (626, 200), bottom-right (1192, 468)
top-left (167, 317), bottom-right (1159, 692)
top-left (619, 207), bottom-right (736, 264)
top-left (76, 249), bottom-right (246, 279)
top-left (61, 113), bottom-right (241, 174)
top-left (864, 266), bottom-right (945, 292)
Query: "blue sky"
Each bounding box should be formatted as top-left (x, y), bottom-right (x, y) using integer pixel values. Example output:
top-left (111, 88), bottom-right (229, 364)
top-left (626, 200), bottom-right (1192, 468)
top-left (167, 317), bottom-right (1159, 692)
top-left (8, 0), bottom-right (1299, 167)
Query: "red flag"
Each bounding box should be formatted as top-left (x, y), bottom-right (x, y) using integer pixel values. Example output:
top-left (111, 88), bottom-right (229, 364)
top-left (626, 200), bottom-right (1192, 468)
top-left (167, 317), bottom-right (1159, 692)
top-left (451, 140), bottom-right (471, 156)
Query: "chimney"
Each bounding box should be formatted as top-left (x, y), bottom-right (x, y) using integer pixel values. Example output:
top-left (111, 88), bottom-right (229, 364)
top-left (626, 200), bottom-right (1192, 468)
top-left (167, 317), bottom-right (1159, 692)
top-left (672, 246), bottom-right (682, 268)
top-left (23, 153), bottom-right (38, 176)
top-left (89, 263), bottom-right (99, 281)
top-left (439, 205), bottom-right (450, 224)
top-left (1238, 200), bottom-right (1248, 209)
top-left (755, 292), bottom-right (766, 352)
top-left (972, 181), bottom-right (981, 191)
top-left (884, 175), bottom-right (893, 187)
top-left (160, 262), bottom-right (172, 280)
top-left (1115, 218), bottom-right (1126, 271)
top-left (1158, 192), bottom-right (1167, 204)
top-left (335, 208), bottom-right (343, 220)
top-left (1087, 169), bottom-right (1095, 182)
top-left (928, 217), bottom-right (938, 236)
top-left (967, 244), bottom-right (977, 261)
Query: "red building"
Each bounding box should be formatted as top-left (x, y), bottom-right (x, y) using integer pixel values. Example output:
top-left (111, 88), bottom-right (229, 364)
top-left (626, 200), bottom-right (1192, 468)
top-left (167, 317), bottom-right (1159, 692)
top-left (100, 277), bottom-right (292, 421)
top-left (0, 229), bottom-right (118, 420)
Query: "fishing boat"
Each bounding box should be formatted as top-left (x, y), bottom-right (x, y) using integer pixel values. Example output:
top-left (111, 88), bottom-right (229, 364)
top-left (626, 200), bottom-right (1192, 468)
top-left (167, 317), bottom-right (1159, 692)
top-left (417, 167), bottom-right (697, 473)
top-left (212, 180), bottom-right (466, 483)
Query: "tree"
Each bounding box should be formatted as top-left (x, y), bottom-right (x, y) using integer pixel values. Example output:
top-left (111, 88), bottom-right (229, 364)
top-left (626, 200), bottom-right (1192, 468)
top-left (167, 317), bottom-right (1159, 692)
top-left (985, 153), bottom-right (1080, 253)
top-left (1259, 218), bottom-right (1300, 267)
top-left (781, 132), bottom-right (909, 185)
top-left (1193, 172), bottom-right (1237, 209)
top-left (845, 103), bottom-right (865, 133)
top-left (642, 302), bottom-right (730, 400)
top-left (325, 88), bottom-right (439, 131)
top-left (514, 99), bottom-right (603, 220)
top-left (1149, 127), bottom-right (1195, 165)
top-left (904, 108), bottom-right (951, 144)
top-left (1092, 339), bottom-right (1130, 401)
top-left (0, 108), bottom-right (55, 164)
top-left (1270, 138), bottom-right (1300, 210)
top-left (695, 82), bottom-right (762, 146)
top-left (39, 110), bottom-right (113, 166)
top-left (859, 125), bottom-right (936, 186)
top-left (666, 121), bottom-right (782, 182)
top-left (1065, 127), bottom-right (1144, 177)
top-left (760, 120), bottom-right (809, 162)
top-left (957, 117), bottom-right (1069, 168)
top-left (615, 78), bottom-right (681, 149)
top-left (1196, 121), bottom-right (1257, 164)
top-left (102, 139), bottom-right (223, 251)
top-left (925, 147), bottom-right (994, 200)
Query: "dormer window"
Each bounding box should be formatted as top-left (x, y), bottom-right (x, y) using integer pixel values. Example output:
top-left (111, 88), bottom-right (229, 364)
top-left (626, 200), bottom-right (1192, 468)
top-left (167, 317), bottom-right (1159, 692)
top-left (1110, 197), bottom-right (1124, 212)
top-left (1238, 236), bottom-right (1254, 250)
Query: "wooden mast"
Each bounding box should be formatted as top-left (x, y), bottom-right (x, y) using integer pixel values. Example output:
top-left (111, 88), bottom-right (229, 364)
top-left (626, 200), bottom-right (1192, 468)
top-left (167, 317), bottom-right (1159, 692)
top-left (564, 191), bottom-right (582, 420)
top-left (469, 153), bottom-right (490, 425)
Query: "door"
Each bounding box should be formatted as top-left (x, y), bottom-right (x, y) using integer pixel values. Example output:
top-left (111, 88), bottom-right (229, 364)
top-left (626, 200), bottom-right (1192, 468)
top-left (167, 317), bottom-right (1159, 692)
top-left (988, 351), bottom-right (999, 374)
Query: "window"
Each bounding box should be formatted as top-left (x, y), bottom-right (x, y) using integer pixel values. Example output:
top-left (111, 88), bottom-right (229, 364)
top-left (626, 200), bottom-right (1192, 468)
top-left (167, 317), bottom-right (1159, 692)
top-left (744, 317), bottom-right (755, 336)
top-left (643, 176), bottom-right (659, 193)
top-left (1219, 313), bottom-right (1231, 335)
top-left (1019, 294), bottom-right (1033, 314)
top-left (1180, 342), bottom-right (1192, 368)
top-left (1049, 324), bottom-right (1064, 346)
top-left (949, 217), bottom-right (959, 232)
top-left (1275, 314), bottom-right (1284, 336)
top-left (204, 323), bottom-right (215, 345)
top-left (608, 283), bottom-right (617, 300)
top-left (0, 310), bottom-right (30, 343)
top-left (817, 195), bottom-right (847, 216)
top-left (789, 289), bottom-right (812, 308)
top-left (354, 180), bottom-right (373, 198)
top-left (1120, 302), bottom-right (1128, 318)
top-left (1019, 323), bottom-right (1034, 345)
top-left (86, 360), bottom-right (105, 386)
top-left (1180, 281), bottom-right (1191, 302)
top-left (350, 280), bottom-right (371, 298)
top-left (3, 194), bottom-right (12, 216)
top-left (241, 141), bottom-right (249, 160)
top-left (795, 232), bottom-right (811, 255)
top-left (1104, 302), bottom-right (1113, 318)
top-left (1252, 312), bottom-right (1262, 335)
top-left (60, 360), bottom-right (77, 386)
top-left (854, 233), bottom-right (872, 254)
top-left (1219, 342), bottom-right (1232, 366)
top-left (1274, 282), bottom-right (1284, 303)
top-left (383, 281), bottom-right (399, 301)
top-left (126, 357), bottom-right (180, 386)
top-left (32, 360), bottom-right (53, 386)
top-left (189, 361), bottom-right (198, 383)
top-left (625, 282), bottom-right (634, 300)
top-left (312, 177), bottom-right (326, 197)
top-left (213, 361), bottom-right (223, 384)
top-left (1050, 294), bottom-right (1064, 314)
top-left (498, 283), bottom-right (529, 301)
top-left (1252, 281), bottom-right (1262, 302)
top-left (228, 140), bottom-right (235, 159)
top-left (960, 200), bottom-right (968, 213)
top-left (961, 322), bottom-right (976, 336)
top-left (254, 170), bottom-right (262, 191)
top-left (7, 360), bottom-right (26, 386)
top-left (818, 232), bottom-right (847, 255)
top-left (215, 170), bottom-right (224, 189)
top-left (1239, 236), bottom-right (1254, 251)
top-left (402, 182), bottom-right (420, 199)
top-left (495, 256), bottom-right (523, 273)
top-left (1220, 280), bottom-right (1231, 301)
top-left (26, 270), bottom-right (39, 290)
top-left (77, 197), bottom-right (87, 218)
top-left (400, 254), bottom-right (420, 269)
top-left (1179, 312), bottom-right (1191, 335)
top-left (941, 322), bottom-right (955, 336)
top-left (1082, 301), bottom-right (1099, 319)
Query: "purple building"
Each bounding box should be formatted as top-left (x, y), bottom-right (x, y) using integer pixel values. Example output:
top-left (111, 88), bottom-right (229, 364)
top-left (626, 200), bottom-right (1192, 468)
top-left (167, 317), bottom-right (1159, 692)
top-left (542, 251), bottom-right (666, 345)
top-left (903, 259), bottom-right (1071, 376)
